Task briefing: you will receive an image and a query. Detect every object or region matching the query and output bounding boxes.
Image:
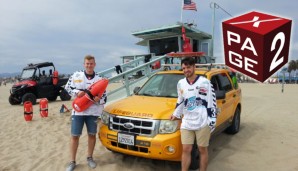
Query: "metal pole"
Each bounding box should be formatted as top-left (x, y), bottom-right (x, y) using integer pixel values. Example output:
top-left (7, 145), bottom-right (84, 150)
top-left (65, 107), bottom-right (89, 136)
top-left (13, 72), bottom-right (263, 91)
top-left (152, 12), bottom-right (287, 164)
top-left (210, 2), bottom-right (232, 58)
top-left (211, 2), bottom-right (216, 57)
top-left (180, 0), bottom-right (184, 22)
top-left (210, 2), bottom-right (220, 57)
top-left (282, 71), bottom-right (285, 93)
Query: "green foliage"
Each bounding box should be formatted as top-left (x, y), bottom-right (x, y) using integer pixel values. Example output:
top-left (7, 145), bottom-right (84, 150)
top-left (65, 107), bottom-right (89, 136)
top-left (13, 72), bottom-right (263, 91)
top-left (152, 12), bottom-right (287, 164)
top-left (287, 60), bottom-right (297, 72)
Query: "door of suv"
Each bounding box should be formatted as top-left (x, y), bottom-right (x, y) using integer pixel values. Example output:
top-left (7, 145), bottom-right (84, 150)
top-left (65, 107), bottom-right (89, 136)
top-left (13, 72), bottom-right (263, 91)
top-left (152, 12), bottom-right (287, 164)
top-left (210, 72), bottom-right (236, 127)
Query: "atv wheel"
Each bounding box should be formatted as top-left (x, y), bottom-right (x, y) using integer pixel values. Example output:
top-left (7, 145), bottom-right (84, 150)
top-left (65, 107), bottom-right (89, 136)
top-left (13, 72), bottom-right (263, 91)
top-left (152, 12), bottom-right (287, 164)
top-left (9, 95), bottom-right (21, 105)
top-left (22, 93), bottom-right (37, 105)
top-left (225, 107), bottom-right (241, 134)
top-left (47, 95), bottom-right (57, 101)
top-left (60, 89), bottom-right (71, 101)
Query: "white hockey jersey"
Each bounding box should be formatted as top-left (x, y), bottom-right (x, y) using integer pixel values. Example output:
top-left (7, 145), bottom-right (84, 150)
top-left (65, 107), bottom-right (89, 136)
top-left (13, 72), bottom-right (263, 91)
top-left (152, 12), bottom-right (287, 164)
top-left (173, 76), bottom-right (217, 131)
top-left (65, 70), bottom-right (107, 116)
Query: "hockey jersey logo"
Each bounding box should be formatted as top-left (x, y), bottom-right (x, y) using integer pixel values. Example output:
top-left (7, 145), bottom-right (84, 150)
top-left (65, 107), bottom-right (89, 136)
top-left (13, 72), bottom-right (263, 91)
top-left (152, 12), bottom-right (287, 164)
top-left (186, 96), bottom-right (196, 111)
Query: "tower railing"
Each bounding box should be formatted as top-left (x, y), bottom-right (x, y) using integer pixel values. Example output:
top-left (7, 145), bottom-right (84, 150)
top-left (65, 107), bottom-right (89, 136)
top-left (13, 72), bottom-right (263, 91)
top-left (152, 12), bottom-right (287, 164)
top-left (99, 55), bottom-right (167, 104)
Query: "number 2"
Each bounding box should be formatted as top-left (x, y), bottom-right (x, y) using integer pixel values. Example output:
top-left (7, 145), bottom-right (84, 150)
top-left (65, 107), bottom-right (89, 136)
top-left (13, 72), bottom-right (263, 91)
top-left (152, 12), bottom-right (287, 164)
top-left (270, 32), bottom-right (285, 72)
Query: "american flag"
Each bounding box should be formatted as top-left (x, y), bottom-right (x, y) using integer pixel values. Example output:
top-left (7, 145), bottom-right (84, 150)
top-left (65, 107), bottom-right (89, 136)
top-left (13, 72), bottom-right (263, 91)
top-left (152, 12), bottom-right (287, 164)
top-left (183, 0), bottom-right (197, 11)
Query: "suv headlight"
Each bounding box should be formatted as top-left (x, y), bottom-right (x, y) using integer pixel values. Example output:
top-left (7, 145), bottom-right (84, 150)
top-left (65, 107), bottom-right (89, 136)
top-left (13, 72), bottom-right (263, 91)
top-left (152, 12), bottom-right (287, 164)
top-left (159, 120), bottom-right (179, 134)
top-left (101, 111), bottom-right (110, 125)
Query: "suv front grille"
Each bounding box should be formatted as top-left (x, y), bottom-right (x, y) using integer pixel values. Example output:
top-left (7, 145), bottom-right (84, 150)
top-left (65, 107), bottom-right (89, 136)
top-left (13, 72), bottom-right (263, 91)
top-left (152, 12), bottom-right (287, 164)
top-left (109, 115), bottom-right (157, 137)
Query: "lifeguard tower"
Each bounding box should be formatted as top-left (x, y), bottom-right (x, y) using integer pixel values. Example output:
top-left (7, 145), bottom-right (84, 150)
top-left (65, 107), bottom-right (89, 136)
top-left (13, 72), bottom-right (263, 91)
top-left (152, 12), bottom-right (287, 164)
top-left (98, 22), bottom-right (217, 101)
top-left (129, 22), bottom-right (215, 64)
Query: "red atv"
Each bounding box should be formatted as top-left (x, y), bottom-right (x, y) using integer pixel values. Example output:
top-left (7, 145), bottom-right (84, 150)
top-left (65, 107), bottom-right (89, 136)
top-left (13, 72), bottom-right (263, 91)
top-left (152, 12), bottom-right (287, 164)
top-left (9, 62), bottom-right (71, 105)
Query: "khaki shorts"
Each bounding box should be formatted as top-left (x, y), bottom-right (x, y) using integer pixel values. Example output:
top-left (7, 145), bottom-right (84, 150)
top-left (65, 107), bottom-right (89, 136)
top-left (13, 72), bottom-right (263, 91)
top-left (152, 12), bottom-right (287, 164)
top-left (180, 126), bottom-right (211, 147)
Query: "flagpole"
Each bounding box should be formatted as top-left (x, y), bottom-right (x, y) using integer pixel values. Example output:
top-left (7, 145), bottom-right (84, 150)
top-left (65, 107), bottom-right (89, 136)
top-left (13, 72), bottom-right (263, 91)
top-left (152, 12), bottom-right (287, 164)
top-left (180, 0), bottom-right (184, 23)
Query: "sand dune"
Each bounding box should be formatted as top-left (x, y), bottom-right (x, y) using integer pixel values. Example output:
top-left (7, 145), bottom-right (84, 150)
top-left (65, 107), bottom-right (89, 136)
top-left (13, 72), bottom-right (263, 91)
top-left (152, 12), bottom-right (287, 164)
top-left (0, 83), bottom-right (297, 171)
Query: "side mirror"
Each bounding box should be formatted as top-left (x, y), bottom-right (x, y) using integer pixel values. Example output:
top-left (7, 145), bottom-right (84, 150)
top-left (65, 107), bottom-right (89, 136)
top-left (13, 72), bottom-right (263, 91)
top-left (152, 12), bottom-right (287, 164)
top-left (215, 90), bottom-right (226, 100)
top-left (133, 87), bottom-right (141, 94)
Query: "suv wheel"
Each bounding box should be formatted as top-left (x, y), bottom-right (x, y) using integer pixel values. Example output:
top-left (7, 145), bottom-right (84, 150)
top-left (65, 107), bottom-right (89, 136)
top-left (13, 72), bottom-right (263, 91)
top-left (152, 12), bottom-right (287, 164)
top-left (189, 144), bottom-right (199, 170)
top-left (60, 89), bottom-right (71, 101)
top-left (9, 95), bottom-right (21, 105)
top-left (22, 93), bottom-right (37, 105)
top-left (225, 107), bottom-right (240, 134)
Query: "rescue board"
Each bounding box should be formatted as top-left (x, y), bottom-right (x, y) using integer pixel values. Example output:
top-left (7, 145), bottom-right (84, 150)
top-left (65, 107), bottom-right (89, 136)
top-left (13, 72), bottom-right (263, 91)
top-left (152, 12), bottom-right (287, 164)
top-left (72, 79), bottom-right (108, 112)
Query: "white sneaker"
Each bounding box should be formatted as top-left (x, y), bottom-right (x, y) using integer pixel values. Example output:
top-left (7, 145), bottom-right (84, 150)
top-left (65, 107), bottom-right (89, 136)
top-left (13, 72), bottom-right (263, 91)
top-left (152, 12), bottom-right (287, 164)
top-left (66, 161), bottom-right (76, 171)
top-left (87, 157), bottom-right (97, 169)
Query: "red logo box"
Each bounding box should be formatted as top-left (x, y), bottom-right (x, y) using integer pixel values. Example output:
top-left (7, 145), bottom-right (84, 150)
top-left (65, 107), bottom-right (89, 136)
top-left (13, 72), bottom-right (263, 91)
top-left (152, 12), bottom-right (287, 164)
top-left (222, 11), bottom-right (292, 82)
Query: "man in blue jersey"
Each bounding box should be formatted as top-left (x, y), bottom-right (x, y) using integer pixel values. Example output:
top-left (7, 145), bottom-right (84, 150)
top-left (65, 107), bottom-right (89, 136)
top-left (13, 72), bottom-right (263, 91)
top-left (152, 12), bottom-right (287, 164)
top-left (170, 57), bottom-right (217, 171)
top-left (65, 55), bottom-right (107, 171)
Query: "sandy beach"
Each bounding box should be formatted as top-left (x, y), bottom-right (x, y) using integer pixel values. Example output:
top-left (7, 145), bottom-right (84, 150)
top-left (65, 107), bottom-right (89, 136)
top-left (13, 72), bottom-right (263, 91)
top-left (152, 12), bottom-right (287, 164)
top-left (0, 83), bottom-right (297, 171)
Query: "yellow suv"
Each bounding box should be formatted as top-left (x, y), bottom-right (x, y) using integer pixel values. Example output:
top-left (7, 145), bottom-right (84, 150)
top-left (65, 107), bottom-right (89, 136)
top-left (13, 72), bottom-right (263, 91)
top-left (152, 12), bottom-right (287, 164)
top-left (99, 68), bottom-right (241, 169)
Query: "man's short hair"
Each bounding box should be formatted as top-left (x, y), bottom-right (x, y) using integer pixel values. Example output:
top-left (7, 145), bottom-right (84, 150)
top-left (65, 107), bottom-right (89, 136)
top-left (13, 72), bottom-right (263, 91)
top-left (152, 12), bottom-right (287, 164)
top-left (181, 57), bottom-right (196, 66)
top-left (84, 55), bottom-right (95, 61)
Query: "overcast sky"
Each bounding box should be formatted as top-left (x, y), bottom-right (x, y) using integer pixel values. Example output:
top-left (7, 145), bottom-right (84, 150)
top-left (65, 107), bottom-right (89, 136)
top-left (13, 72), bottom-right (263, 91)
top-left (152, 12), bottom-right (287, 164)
top-left (0, 0), bottom-right (297, 74)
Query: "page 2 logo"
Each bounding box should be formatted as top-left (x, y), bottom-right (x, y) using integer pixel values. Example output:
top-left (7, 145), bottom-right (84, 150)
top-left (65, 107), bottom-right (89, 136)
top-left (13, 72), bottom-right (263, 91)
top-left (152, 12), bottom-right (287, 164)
top-left (222, 11), bottom-right (292, 82)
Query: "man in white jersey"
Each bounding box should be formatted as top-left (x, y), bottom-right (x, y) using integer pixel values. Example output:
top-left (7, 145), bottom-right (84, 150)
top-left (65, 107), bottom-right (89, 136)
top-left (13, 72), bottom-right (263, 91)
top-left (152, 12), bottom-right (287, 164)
top-left (170, 57), bottom-right (217, 171)
top-left (65, 55), bottom-right (107, 171)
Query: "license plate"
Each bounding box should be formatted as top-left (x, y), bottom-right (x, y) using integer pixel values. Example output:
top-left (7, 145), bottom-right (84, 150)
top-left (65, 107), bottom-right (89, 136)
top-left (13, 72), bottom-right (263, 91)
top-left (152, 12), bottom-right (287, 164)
top-left (118, 133), bottom-right (135, 146)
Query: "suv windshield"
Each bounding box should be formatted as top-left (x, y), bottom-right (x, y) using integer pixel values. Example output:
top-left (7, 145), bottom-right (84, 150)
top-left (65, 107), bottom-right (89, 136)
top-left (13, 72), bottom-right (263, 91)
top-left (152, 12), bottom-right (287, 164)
top-left (21, 69), bottom-right (35, 79)
top-left (137, 74), bottom-right (184, 98)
